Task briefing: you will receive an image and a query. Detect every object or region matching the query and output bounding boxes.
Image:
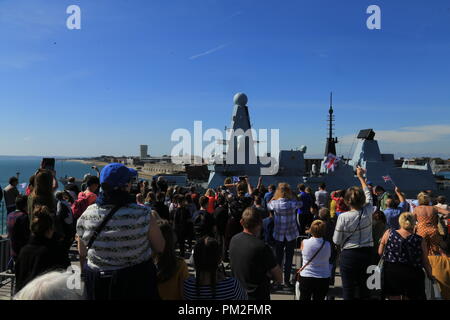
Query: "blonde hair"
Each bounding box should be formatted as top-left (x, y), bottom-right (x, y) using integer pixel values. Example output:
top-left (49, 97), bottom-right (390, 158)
top-left (14, 271), bottom-right (83, 300)
top-left (318, 208), bottom-right (330, 220)
top-left (344, 186), bottom-right (366, 210)
top-left (272, 183), bottom-right (294, 200)
top-left (417, 192), bottom-right (431, 206)
top-left (399, 212), bottom-right (416, 231)
top-left (205, 189), bottom-right (215, 197)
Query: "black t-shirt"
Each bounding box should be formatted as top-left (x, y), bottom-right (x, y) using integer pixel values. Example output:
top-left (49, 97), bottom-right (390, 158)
top-left (193, 210), bottom-right (215, 238)
top-left (174, 206), bottom-right (192, 231)
top-left (229, 232), bottom-right (277, 300)
top-left (214, 206), bottom-right (229, 235)
top-left (154, 201), bottom-right (170, 220)
top-left (229, 196), bottom-right (253, 220)
top-left (64, 183), bottom-right (80, 197)
top-left (15, 236), bottom-right (71, 292)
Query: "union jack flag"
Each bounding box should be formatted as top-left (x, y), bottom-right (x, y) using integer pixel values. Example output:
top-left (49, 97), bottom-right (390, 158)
top-left (382, 175), bottom-right (392, 183)
top-left (324, 153), bottom-right (340, 172)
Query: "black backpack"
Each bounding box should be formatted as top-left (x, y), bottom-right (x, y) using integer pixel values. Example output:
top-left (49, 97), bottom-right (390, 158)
top-left (193, 210), bottom-right (206, 237)
top-left (229, 196), bottom-right (252, 220)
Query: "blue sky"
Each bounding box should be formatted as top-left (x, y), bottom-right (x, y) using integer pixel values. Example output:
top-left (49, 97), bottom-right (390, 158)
top-left (0, 0), bottom-right (449, 158)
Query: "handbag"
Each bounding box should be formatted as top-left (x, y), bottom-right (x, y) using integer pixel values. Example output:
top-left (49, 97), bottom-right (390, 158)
top-left (294, 239), bottom-right (326, 300)
top-left (425, 276), bottom-right (442, 300)
top-left (374, 229), bottom-right (390, 293)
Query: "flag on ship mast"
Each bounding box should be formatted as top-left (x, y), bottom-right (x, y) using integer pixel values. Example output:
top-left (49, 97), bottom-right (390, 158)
top-left (324, 153), bottom-right (340, 172)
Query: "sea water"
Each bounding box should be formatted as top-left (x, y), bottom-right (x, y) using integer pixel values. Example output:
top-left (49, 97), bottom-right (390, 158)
top-left (440, 171), bottom-right (450, 180)
top-left (0, 156), bottom-right (101, 234)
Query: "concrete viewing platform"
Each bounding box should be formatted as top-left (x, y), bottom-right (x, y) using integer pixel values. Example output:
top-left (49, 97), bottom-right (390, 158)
top-left (0, 243), bottom-right (345, 300)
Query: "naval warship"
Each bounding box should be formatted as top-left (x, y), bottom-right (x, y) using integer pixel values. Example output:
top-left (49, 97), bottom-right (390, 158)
top-left (207, 93), bottom-right (438, 198)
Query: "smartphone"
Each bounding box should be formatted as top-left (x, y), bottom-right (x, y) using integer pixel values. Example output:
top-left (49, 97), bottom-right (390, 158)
top-left (41, 158), bottom-right (55, 171)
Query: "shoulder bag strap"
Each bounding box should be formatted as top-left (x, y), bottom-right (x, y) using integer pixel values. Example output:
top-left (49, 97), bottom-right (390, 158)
top-left (86, 205), bottom-right (121, 250)
top-left (341, 209), bottom-right (363, 249)
top-left (297, 239), bottom-right (326, 274)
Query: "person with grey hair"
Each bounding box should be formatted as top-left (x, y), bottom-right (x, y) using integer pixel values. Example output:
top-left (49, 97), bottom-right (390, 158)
top-left (14, 270), bottom-right (83, 300)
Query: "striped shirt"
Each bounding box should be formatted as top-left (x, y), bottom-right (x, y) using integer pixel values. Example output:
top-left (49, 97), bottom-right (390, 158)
top-left (76, 203), bottom-right (152, 271)
top-left (333, 187), bottom-right (374, 250)
top-left (267, 198), bottom-right (302, 242)
top-left (183, 277), bottom-right (248, 300)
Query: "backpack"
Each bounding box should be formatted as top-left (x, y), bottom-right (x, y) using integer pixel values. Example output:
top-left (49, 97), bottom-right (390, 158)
top-left (193, 210), bottom-right (206, 236)
top-left (72, 193), bottom-right (90, 220)
top-left (229, 196), bottom-right (252, 220)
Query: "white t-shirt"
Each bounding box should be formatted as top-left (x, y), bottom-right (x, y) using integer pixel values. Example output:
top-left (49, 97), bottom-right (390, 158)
top-left (300, 237), bottom-right (331, 279)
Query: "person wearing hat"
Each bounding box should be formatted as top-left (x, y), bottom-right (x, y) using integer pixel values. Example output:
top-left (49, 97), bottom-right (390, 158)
top-left (76, 163), bottom-right (165, 300)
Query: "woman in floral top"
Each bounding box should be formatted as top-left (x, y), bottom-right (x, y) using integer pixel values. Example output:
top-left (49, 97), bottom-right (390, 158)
top-left (378, 212), bottom-right (433, 300)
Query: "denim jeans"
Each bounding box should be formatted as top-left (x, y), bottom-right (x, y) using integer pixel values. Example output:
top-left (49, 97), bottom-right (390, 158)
top-left (275, 238), bottom-right (296, 283)
top-left (339, 247), bottom-right (372, 300)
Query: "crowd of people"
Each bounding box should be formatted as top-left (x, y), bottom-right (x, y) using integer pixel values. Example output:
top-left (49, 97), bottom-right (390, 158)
top-left (2, 163), bottom-right (450, 300)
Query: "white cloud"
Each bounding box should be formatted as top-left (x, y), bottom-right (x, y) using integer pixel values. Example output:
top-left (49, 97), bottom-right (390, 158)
top-left (189, 43), bottom-right (230, 60)
top-left (228, 11), bottom-right (243, 19)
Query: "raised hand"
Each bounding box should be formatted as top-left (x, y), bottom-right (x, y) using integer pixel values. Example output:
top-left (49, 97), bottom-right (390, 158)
top-left (356, 166), bottom-right (366, 178)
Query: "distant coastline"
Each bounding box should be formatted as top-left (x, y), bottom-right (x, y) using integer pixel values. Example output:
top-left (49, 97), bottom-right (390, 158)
top-left (63, 159), bottom-right (154, 179)
top-left (63, 159), bottom-right (110, 167)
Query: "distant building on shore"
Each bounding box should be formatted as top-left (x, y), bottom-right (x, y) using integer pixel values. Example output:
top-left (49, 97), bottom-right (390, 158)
top-left (140, 145), bottom-right (149, 159)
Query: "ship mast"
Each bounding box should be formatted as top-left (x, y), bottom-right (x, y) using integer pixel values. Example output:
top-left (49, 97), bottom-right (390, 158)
top-left (324, 92), bottom-right (338, 156)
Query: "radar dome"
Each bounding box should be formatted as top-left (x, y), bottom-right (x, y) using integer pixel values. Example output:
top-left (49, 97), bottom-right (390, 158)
top-left (233, 93), bottom-right (248, 106)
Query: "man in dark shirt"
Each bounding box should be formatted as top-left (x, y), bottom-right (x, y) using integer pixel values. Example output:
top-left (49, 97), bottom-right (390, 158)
top-left (297, 184), bottom-right (313, 236)
top-left (214, 195), bottom-right (229, 257)
top-left (229, 207), bottom-right (282, 300)
top-left (193, 196), bottom-right (216, 239)
top-left (153, 192), bottom-right (170, 220)
top-left (253, 196), bottom-right (268, 220)
top-left (262, 210), bottom-right (276, 248)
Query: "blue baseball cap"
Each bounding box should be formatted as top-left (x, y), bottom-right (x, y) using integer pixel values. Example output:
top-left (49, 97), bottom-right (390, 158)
top-left (366, 181), bottom-right (373, 186)
top-left (100, 163), bottom-right (137, 189)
